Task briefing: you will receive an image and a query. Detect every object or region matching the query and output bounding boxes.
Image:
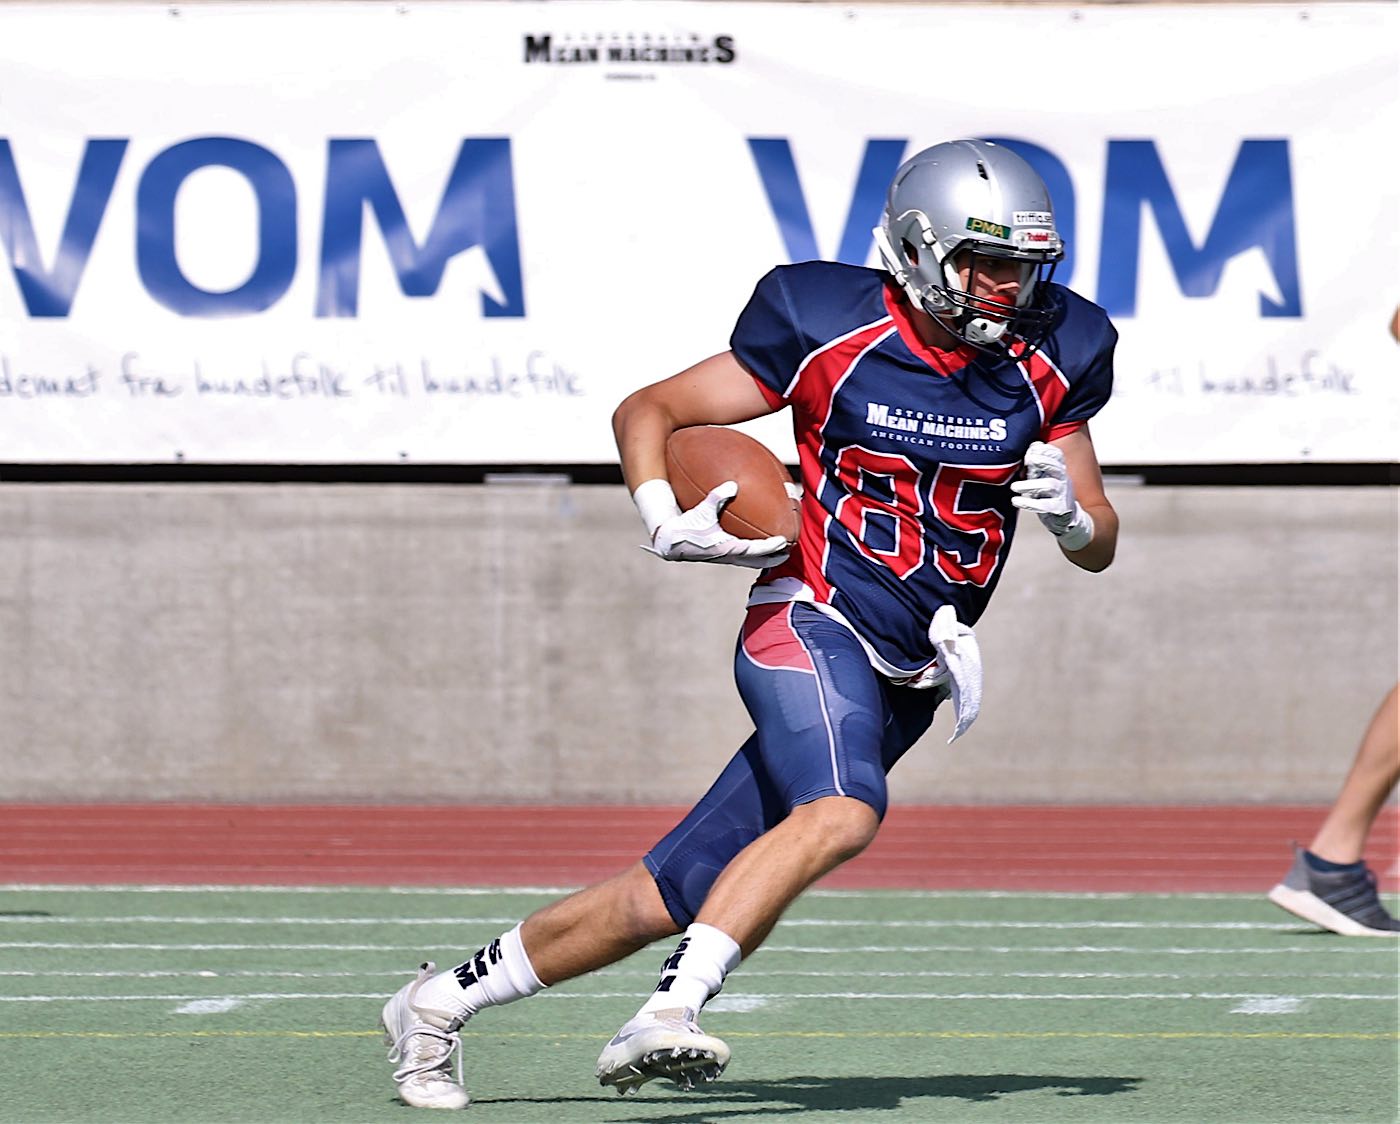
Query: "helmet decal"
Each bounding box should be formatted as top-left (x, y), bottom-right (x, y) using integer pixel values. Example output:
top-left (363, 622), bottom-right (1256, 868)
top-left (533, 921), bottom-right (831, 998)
top-left (966, 218), bottom-right (1011, 239)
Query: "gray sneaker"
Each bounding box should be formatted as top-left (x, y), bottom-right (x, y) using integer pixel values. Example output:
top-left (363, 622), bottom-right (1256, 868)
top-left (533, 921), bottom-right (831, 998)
top-left (596, 1007), bottom-right (731, 1096)
top-left (1268, 845), bottom-right (1400, 937)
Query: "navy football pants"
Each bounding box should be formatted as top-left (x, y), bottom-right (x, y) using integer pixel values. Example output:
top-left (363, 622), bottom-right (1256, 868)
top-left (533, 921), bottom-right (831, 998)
top-left (644, 602), bottom-right (942, 928)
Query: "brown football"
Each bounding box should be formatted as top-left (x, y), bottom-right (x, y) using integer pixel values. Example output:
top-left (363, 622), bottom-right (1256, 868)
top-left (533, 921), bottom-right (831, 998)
top-left (665, 426), bottom-right (800, 544)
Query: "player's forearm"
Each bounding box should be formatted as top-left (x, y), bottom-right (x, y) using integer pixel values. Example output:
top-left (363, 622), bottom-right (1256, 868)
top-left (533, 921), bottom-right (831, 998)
top-left (1060, 501), bottom-right (1118, 572)
top-left (612, 389), bottom-right (678, 493)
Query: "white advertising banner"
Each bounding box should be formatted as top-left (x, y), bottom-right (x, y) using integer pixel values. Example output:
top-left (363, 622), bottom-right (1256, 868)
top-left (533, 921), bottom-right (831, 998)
top-left (0, 1), bottom-right (1396, 465)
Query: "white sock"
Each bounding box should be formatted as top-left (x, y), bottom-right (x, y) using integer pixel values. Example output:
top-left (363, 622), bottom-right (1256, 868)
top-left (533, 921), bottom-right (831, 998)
top-left (414, 923), bottom-right (545, 1021)
top-left (638, 922), bottom-right (742, 1017)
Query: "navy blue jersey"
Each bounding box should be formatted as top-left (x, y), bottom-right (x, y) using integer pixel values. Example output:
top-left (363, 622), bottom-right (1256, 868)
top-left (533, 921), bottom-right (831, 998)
top-left (730, 260), bottom-right (1115, 676)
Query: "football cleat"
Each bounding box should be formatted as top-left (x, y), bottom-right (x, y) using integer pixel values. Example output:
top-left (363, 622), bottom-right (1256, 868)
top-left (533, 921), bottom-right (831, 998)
top-left (381, 962), bottom-right (471, 1109)
top-left (596, 1007), bottom-right (731, 1096)
top-left (1268, 846), bottom-right (1400, 937)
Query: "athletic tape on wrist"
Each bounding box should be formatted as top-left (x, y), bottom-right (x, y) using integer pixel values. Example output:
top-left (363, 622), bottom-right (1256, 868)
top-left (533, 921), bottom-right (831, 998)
top-left (1052, 505), bottom-right (1094, 552)
top-left (632, 478), bottom-right (681, 538)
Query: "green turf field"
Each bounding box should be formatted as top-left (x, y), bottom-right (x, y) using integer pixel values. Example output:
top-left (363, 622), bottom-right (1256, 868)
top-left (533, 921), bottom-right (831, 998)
top-left (0, 885), bottom-right (1395, 1123)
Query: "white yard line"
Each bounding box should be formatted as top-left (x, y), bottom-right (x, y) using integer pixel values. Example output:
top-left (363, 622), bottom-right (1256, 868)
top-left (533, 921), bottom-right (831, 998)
top-left (1232, 997), bottom-right (1306, 1014)
top-left (762, 943), bottom-right (1399, 955)
top-left (172, 998), bottom-right (245, 1014)
top-left (10, 884), bottom-right (1388, 902)
top-left (2, 940), bottom-right (1394, 955)
top-left (0, 967), bottom-right (1390, 981)
top-left (0, 915), bottom-right (1323, 930)
top-left (0, 990), bottom-right (1392, 1004)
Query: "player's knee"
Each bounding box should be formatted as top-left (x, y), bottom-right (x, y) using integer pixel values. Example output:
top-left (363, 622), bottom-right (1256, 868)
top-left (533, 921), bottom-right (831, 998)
top-left (617, 862), bottom-right (683, 943)
top-left (796, 795), bottom-right (880, 865)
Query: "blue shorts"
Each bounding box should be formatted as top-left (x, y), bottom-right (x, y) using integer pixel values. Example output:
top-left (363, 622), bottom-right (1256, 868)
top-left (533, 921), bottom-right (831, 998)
top-left (644, 601), bottom-right (942, 928)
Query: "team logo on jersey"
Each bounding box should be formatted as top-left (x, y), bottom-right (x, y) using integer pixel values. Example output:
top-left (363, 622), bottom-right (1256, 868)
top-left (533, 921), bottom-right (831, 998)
top-left (966, 217), bottom-right (1010, 239)
top-left (866, 401), bottom-right (1008, 450)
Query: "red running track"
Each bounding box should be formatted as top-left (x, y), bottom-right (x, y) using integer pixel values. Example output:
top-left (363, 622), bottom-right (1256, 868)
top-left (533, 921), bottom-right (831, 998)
top-left (1, 804), bottom-right (1395, 892)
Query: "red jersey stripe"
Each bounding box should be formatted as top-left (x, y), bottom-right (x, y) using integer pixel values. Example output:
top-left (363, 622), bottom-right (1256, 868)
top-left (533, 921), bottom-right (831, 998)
top-left (1044, 419), bottom-right (1086, 442)
top-left (1011, 342), bottom-right (1072, 440)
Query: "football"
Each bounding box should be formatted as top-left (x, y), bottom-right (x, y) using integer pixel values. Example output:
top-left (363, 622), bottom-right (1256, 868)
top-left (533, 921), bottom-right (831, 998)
top-left (666, 426), bottom-right (800, 544)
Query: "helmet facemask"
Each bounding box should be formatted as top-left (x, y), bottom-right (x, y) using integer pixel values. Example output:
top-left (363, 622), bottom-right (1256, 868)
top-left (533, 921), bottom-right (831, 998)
top-left (932, 239), bottom-right (1061, 348)
top-left (876, 219), bottom-right (1062, 352)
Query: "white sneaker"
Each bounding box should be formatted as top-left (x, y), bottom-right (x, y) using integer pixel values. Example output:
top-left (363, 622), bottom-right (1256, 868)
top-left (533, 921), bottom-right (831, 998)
top-left (595, 1007), bottom-right (731, 1096)
top-left (380, 962), bottom-right (470, 1110)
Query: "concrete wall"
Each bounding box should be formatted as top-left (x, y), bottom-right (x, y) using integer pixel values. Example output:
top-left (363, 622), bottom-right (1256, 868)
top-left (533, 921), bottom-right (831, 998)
top-left (0, 481), bottom-right (1394, 804)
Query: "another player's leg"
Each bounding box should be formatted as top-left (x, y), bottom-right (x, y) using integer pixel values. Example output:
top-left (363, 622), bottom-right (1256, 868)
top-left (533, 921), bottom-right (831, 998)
top-left (1269, 685), bottom-right (1400, 936)
top-left (383, 862), bottom-right (680, 1108)
top-left (598, 603), bottom-right (939, 1094)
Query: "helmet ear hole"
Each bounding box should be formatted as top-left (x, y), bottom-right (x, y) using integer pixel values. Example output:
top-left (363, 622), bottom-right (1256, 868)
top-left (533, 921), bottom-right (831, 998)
top-left (901, 238), bottom-right (919, 265)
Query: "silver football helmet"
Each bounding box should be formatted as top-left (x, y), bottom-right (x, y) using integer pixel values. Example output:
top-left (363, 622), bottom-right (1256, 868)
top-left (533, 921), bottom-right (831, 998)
top-left (874, 139), bottom-right (1064, 350)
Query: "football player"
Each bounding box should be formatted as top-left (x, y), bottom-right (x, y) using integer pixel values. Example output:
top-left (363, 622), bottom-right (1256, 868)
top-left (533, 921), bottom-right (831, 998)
top-left (380, 138), bottom-right (1120, 1108)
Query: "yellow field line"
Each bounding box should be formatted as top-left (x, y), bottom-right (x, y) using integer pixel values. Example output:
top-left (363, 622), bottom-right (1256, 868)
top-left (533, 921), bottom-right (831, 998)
top-left (0, 1029), bottom-right (1394, 1041)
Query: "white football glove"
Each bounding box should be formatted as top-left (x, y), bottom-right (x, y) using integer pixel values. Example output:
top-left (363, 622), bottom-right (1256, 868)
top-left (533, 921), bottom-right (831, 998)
top-left (927, 605), bottom-right (982, 743)
top-left (632, 478), bottom-right (791, 569)
top-left (1009, 441), bottom-right (1094, 552)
